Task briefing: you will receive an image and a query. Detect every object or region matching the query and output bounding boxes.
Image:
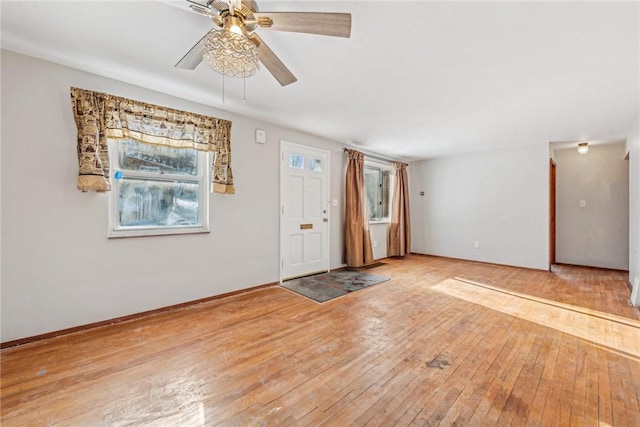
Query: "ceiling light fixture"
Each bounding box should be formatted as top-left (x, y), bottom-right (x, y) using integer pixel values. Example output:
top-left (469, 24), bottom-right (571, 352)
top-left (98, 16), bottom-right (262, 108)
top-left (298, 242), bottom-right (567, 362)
top-left (577, 142), bottom-right (589, 154)
top-left (203, 15), bottom-right (259, 79)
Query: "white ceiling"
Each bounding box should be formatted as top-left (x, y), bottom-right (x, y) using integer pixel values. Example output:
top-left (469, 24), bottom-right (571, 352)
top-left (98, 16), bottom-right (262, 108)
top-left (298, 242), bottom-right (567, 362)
top-left (2, 1), bottom-right (638, 161)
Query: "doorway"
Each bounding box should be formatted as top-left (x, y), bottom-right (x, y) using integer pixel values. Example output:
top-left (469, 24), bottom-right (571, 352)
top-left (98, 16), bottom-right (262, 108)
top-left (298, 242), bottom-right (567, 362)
top-left (553, 142), bottom-right (629, 270)
top-left (280, 141), bottom-right (330, 281)
top-left (549, 158), bottom-right (556, 269)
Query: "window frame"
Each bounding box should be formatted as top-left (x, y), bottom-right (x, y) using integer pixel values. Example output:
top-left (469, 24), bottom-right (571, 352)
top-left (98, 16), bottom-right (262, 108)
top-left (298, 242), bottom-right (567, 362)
top-left (107, 139), bottom-right (210, 238)
top-left (364, 161), bottom-right (394, 224)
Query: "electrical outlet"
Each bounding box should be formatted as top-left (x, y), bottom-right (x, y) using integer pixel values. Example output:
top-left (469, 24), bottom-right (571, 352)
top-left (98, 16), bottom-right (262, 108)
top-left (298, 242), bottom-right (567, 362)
top-left (579, 200), bottom-right (586, 208)
top-left (374, 240), bottom-right (378, 248)
top-left (474, 241), bottom-right (480, 249)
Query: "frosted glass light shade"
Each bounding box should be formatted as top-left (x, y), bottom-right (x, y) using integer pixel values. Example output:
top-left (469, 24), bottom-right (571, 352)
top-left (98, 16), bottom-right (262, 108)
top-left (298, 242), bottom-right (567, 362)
top-left (577, 142), bottom-right (589, 154)
top-left (203, 29), bottom-right (258, 78)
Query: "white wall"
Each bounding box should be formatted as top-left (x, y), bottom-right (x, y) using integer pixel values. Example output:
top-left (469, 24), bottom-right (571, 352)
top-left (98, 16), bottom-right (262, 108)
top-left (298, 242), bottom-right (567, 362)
top-left (0, 50), bottom-right (349, 342)
top-left (555, 143), bottom-right (629, 270)
top-left (410, 143), bottom-right (549, 270)
top-left (628, 115), bottom-right (640, 305)
top-left (369, 223), bottom-right (388, 260)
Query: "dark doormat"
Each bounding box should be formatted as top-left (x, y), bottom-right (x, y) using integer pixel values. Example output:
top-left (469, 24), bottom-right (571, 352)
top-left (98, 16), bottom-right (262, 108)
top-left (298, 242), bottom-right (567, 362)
top-left (281, 269), bottom-right (390, 303)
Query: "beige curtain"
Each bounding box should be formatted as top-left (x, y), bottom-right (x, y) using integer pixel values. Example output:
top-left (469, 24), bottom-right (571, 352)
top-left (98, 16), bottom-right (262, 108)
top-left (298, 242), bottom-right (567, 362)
top-left (388, 162), bottom-right (411, 257)
top-left (344, 149), bottom-right (374, 267)
top-left (70, 87), bottom-right (234, 194)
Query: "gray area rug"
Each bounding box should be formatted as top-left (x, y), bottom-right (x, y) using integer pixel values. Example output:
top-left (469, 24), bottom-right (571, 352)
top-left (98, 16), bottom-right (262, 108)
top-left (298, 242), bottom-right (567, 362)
top-left (281, 269), bottom-right (390, 303)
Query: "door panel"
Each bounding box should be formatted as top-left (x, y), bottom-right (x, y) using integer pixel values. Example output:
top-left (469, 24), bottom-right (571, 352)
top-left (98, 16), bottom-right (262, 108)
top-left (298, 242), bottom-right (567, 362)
top-left (306, 177), bottom-right (322, 218)
top-left (289, 175), bottom-right (304, 219)
top-left (289, 234), bottom-right (303, 264)
top-left (281, 142), bottom-right (330, 280)
top-left (306, 232), bottom-right (323, 262)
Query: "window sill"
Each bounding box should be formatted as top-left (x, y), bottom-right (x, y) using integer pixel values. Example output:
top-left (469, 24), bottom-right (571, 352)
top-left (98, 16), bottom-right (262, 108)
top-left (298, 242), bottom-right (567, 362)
top-left (108, 227), bottom-right (210, 239)
top-left (369, 220), bottom-right (390, 225)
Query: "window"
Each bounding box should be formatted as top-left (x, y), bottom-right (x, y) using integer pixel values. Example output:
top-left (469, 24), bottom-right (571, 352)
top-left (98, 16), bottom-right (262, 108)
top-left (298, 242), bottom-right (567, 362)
top-left (288, 154), bottom-right (322, 172)
top-left (364, 164), bottom-right (392, 222)
top-left (288, 154), bottom-right (304, 169)
top-left (309, 158), bottom-right (322, 172)
top-left (108, 139), bottom-right (210, 238)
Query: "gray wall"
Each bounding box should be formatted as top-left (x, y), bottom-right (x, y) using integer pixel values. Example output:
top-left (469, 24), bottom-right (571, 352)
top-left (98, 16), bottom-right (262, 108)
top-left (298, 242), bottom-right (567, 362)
top-left (1, 50), bottom-right (353, 342)
top-left (555, 143), bottom-right (629, 270)
top-left (409, 144), bottom-right (550, 270)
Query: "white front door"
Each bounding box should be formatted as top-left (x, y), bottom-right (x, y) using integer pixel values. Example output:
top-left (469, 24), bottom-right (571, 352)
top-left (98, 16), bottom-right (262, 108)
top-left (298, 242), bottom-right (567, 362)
top-left (281, 141), bottom-right (330, 280)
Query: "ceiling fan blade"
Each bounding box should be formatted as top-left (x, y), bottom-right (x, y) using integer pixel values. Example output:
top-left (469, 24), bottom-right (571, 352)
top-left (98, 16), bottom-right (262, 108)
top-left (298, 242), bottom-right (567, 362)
top-left (175, 32), bottom-right (207, 69)
top-left (252, 12), bottom-right (351, 38)
top-left (249, 33), bottom-right (297, 86)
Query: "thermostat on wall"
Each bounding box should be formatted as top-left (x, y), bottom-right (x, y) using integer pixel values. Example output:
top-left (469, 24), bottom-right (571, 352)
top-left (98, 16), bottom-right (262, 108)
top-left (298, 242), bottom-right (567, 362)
top-left (256, 129), bottom-right (266, 144)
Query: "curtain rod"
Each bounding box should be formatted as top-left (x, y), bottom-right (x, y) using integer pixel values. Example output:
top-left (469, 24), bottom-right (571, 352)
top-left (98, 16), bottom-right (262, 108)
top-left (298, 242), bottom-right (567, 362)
top-left (343, 148), bottom-right (407, 166)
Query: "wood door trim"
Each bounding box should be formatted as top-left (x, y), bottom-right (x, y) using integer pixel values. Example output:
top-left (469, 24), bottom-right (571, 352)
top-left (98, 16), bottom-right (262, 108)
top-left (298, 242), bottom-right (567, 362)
top-left (549, 159), bottom-right (556, 268)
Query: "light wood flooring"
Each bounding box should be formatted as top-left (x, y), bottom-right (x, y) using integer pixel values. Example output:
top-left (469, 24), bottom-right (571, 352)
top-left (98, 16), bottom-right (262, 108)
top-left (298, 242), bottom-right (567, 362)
top-left (2, 255), bottom-right (639, 426)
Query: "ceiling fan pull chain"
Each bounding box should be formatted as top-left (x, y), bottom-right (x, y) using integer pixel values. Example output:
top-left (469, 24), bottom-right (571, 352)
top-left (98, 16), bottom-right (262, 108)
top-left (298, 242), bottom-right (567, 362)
top-left (222, 73), bottom-right (225, 104)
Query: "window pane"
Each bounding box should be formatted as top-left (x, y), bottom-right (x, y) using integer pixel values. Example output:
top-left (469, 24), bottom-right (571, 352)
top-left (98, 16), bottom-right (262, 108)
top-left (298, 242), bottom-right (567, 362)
top-left (309, 158), bottom-right (322, 172)
top-left (382, 170), bottom-right (391, 219)
top-left (117, 178), bottom-right (199, 227)
top-left (364, 166), bottom-right (382, 220)
top-left (363, 166), bottom-right (392, 221)
top-left (118, 139), bottom-right (198, 176)
top-left (288, 154), bottom-right (304, 169)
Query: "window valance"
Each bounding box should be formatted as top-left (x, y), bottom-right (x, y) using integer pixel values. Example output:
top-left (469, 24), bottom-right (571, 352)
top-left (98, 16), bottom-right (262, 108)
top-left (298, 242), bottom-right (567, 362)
top-left (70, 87), bottom-right (234, 194)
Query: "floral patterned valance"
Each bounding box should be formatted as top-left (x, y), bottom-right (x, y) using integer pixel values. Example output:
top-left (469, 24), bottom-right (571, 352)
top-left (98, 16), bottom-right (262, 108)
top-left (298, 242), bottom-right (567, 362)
top-left (70, 87), bottom-right (234, 194)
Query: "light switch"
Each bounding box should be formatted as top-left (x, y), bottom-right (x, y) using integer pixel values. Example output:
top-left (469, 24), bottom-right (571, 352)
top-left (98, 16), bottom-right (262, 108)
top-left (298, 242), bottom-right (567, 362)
top-left (255, 129), bottom-right (266, 144)
top-left (332, 199), bottom-right (338, 207)
top-left (579, 200), bottom-right (586, 208)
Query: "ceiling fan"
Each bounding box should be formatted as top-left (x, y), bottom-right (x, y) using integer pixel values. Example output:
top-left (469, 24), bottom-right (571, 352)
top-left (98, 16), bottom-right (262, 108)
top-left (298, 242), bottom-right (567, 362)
top-left (176, 0), bottom-right (352, 86)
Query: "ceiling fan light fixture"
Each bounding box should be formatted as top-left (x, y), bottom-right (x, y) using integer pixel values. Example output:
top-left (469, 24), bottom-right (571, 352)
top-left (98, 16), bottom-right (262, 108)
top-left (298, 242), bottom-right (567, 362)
top-left (203, 28), bottom-right (259, 78)
top-left (177, 0), bottom-right (352, 86)
top-left (577, 142), bottom-right (589, 154)
top-left (226, 15), bottom-right (245, 35)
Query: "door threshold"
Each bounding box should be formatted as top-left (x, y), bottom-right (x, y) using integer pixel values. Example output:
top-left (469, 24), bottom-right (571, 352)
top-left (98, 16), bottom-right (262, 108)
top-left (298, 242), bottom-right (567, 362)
top-left (282, 270), bottom-right (329, 282)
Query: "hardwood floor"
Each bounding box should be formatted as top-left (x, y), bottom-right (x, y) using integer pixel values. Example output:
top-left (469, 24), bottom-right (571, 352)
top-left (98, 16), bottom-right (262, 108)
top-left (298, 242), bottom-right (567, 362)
top-left (2, 255), bottom-right (639, 426)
